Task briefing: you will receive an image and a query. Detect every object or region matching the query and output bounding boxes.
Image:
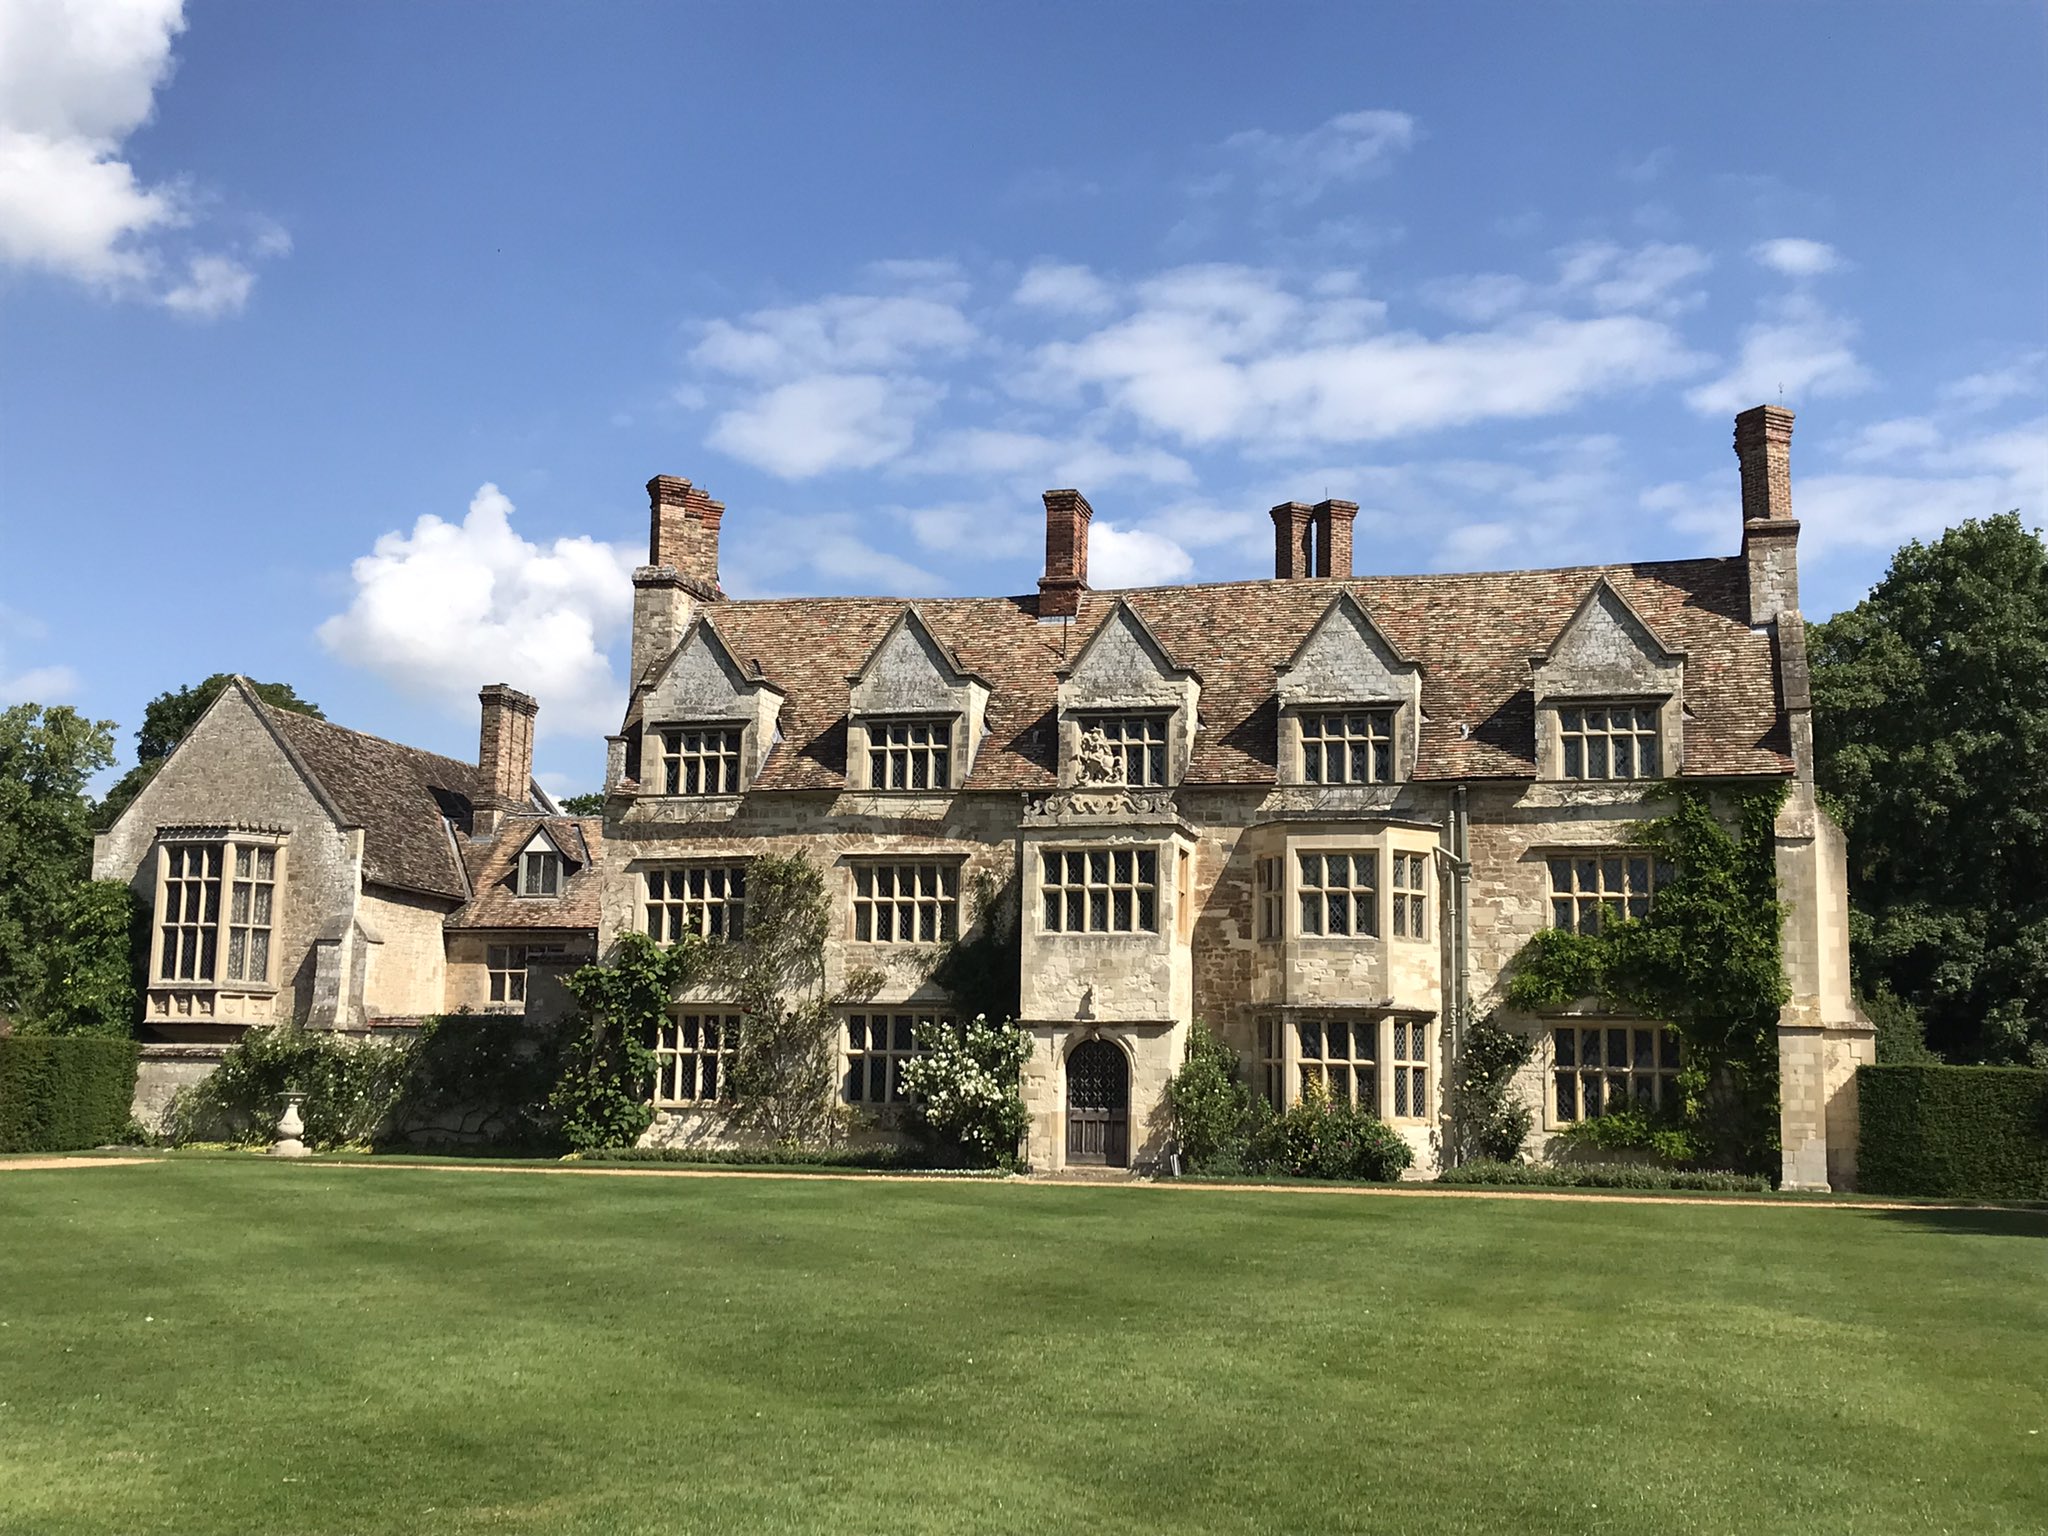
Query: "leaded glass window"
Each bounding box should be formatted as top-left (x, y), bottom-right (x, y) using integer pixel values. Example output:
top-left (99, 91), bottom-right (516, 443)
top-left (1559, 704), bottom-right (1661, 781)
top-left (1301, 709), bottom-right (1395, 784)
top-left (1040, 847), bottom-right (1158, 933)
top-left (1552, 1025), bottom-right (1681, 1122)
top-left (1297, 851), bottom-right (1378, 937)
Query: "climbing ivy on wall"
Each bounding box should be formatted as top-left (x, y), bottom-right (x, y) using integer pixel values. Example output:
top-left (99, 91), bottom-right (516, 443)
top-left (1503, 783), bottom-right (1790, 1171)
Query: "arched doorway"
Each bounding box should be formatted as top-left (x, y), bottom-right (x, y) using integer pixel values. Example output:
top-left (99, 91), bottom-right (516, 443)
top-left (1066, 1038), bottom-right (1130, 1167)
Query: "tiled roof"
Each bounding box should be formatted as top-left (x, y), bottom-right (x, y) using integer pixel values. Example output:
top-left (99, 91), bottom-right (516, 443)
top-left (687, 557), bottom-right (1790, 791)
top-left (448, 816), bottom-right (604, 931)
top-left (262, 705), bottom-right (483, 900)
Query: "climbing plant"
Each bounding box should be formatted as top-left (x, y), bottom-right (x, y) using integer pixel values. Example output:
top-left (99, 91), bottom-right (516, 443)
top-left (711, 852), bottom-right (882, 1145)
top-left (556, 930), bottom-right (709, 1151)
top-left (1502, 783), bottom-right (1790, 1171)
top-left (1443, 1016), bottom-right (1535, 1166)
top-left (919, 868), bottom-right (1021, 1024)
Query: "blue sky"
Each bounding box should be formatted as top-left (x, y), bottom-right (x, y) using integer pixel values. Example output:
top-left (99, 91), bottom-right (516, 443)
top-left (3, 0), bottom-right (2043, 797)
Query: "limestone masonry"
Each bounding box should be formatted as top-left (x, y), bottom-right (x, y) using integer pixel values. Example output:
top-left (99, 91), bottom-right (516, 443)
top-left (95, 404), bottom-right (1872, 1186)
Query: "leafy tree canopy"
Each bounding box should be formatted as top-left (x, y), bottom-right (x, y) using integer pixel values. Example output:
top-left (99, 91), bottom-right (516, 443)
top-left (0, 705), bottom-right (116, 1026)
top-left (558, 792), bottom-right (605, 816)
top-left (98, 674), bottom-right (322, 827)
top-left (1810, 512), bottom-right (2048, 1064)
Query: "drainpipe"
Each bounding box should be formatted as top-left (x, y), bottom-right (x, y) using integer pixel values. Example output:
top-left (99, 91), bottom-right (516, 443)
top-left (1446, 783), bottom-right (1472, 1054)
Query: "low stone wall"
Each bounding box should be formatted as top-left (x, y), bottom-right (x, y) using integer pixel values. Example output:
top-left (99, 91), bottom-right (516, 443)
top-left (132, 1043), bottom-right (232, 1135)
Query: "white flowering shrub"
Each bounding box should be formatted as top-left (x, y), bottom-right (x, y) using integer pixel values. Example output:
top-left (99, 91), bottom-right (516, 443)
top-left (898, 1014), bottom-right (1032, 1169)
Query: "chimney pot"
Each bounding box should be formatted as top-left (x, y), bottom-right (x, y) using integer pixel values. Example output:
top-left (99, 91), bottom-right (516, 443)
top-left (1038, 488), bottom-right (1094, 617)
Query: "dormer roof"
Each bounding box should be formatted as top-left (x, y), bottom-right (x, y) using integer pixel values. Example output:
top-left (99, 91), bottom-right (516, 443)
top-left (846, 604), bottom-right (990, 689)
top-left (1533, 575), bottom-right (1686, 668)
top-left (1056, 597), bottom-right (1201, 684)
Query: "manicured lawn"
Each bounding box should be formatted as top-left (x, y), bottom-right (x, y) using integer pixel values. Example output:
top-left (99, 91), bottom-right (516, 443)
top-left (1, 1161), bottom-right (2042, 1535)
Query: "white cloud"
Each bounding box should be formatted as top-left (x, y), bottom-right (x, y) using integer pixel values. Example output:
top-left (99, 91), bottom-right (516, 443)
top-left (719, 509), bottom-right (942, 597)
top-left (1685, 294), bottom-right (1872, 416)
top-left (902, 428), bottom-right (1192, 488)
top-left (1089, 521), bottom-right (1194, 588)
top-left (1940, 353), bottom-right (2045, 412)
top-left (1751, 238), bottom-right (1842, 278)
top-left (1425, 241), bottom-right (1710, 322)
top-left (0, 0), bottom-right (282, 313)
top-left (0, 662), bottom-right (80, 704)
top-left (1222, 109), bottom-right (1416, 204)
top-left (707, 374), bottom-right (940, 479)
top-left (160, 251), bottom-right (255, 318)
top-left (317, 484), bottom-right (639, 734)
top-left (692, 293), bottom-right (975, 381)
top-left (1040, 264), bottom-right (1699, 449)
top-left (1012, 261), bottom-right (1114, 317)
top-left (689, 289), bottom-right (975, 479)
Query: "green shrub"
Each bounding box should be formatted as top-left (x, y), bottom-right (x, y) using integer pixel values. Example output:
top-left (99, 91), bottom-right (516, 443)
top-left (0, 1036), bottom-right (140, 1151)
top-left (898, 1015), bottom-right (1032, 1168)
top-left (1445, 1017), bottom-right (1535, 1165)
top-left (1256, 1083), bottom-right (1414, 1182)
top-left (1857, 1064), bottom-right (2048, 1200)
top-left (582, 1144), bottom-right (924, 1169)
top-left (1439, 1159), bottom-right (1770, 1193)
top-left (1167, 1021), bottom-right (1261, 1172)
top-left (169, 1026), bottom-right (414, 1149)
top-left (1554, 1103), bottom-right (1704, 1165)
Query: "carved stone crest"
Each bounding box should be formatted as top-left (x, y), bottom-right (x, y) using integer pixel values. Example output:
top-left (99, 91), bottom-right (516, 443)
top-left (1074, 725), bottom-right (1127, 788)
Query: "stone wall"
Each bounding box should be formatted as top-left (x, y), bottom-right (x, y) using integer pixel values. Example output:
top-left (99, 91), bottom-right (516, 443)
top-left (358, 885), bottom-right (453, 1021)
top-left (92, 684), bottom-right (362, 1039)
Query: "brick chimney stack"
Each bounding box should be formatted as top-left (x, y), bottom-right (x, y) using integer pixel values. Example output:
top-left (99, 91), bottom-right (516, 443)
top-left (633, 475), bottom-right (724, 690)
top-left (1735, 406), bottom-right (1800, 625)
top-left (1038, 489), bottom-right (1094, 618)
top-left (1313, 499), bottom-right (1358, 579)
top-left (475, 684), bottom-right (539, 837)
top-left (1271, 501), bottom-right (1312, 580)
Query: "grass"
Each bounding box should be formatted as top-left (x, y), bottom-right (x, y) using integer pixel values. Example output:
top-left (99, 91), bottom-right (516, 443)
top-left (0, 1161), bottom-right (2042, 1535)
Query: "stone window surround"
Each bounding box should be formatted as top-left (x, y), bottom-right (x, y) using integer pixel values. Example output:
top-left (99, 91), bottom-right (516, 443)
top-left (1266, 829), bottom-right (1440, 947)
top-left (653, 1010), bottom-right (743, 1106)
top-left (1272, 1008), bottom-right (1437, 1125)
top-left (1038, 843), bottom-right (1162, 935)
top-left (485, 941), bottom-right (568, 1009)
top-left (1556, 699), bottom-right (1663, 782)
top-left (848, 859), bottom-right (963, 944)
top-left (642, 861), bottom-right (748, 943)
top-left (842, 1007), bottom-right (955, 1107)
top-left (652, 721), bottom-right (747, 796)
top-left (1293, 705), bottom-right (1401, 786)
top-left (517, 844), bottom-right (563, 897)
top-left (1536, 692), bottom-right (1684, 782)
top-left (849, 712), bottom-right (963, 793)
top-left (146, 830), bottom-right (289, 996)
top-left (1545, 1021), bottom-right (1682, 1129)
top-left (1543, 848), bottom-right (1669, 935)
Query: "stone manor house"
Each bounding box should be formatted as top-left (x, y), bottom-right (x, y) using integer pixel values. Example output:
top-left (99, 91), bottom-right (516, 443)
top-left (97, 405), bottom-right (1872, 1187)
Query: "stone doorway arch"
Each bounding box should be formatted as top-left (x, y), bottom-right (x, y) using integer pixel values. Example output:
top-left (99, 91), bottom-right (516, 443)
top-left (1066, 1037), bottom-right (1130, 1167)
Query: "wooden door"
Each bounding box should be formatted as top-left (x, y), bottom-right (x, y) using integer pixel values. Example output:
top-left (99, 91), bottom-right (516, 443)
top-left (1066, 1039), bottom-right (1130, 1167)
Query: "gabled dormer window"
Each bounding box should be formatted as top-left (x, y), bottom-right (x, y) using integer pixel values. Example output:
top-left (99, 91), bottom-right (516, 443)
top-left (1274, 594), bottom-right (1420, 789)
top-left (867, 718), bottom-right (953, 791)
top-left (846, 607), bottom-right (990, 793)
top-left (1533, 578), bottom-right (1685, 782)
top-left (1084, 714), bottom-right (1169, 787)
top-left (1559, 703), bottom-right (1661, 781)
top-left (519, 846), bottom-right (562, 896)
top-left (1300, 709), bottom-right (1395, 785)
top-left (657, 726), bottom-right (743, 795)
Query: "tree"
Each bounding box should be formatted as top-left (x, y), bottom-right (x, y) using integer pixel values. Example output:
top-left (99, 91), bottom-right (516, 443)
top-left (558, 792), bottom-right (605, 816)
top-left (0, 705), bottom-right (117, 1028)
top-left (1809, 512), bottom-right (2048, 1065)
top-left (97, 674), bottom-right (322, 828)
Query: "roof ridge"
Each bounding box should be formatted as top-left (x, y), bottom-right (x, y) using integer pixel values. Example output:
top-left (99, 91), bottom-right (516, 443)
top-left (706, 554), bottom-right (1739, 609)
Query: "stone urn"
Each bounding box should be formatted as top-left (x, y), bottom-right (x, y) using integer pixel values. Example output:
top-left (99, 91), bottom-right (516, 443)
top-left (271, 1092), bottom-right (310, 1159)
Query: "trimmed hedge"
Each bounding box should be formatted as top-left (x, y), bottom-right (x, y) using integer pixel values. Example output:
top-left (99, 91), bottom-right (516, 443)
top-left (0, 1036), bottom-right (141, 1153)
top-left (1857, 1065), bottom-right (2048, 1200)
top-left (1438, 1159), bottom-right (1770, 1193)
top-left (580, 1144), bottom-right (927, 1170)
